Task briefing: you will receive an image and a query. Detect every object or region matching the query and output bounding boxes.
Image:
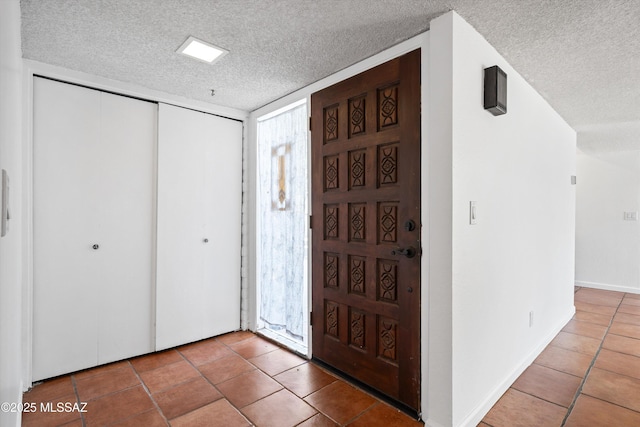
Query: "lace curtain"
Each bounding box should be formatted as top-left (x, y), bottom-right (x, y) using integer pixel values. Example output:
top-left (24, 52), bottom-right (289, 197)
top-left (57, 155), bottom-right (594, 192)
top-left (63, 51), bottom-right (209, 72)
top-left (257, 103), bottom-right (308, 343)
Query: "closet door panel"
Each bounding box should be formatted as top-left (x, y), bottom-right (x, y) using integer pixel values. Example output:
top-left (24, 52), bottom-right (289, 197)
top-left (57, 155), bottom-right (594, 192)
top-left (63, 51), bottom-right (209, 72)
top-left (202, 115), bottom-right (242, 337)
top-left (156, 105), bottom-right (205, 350)
top-left (95, 91), bottom-right (156, 364)
top-left (33, 78), bottom-right (101, 380)
top-left (156, 104), bottom-right (242, 350)
top-left (33, 78), bottom-right (156, 379)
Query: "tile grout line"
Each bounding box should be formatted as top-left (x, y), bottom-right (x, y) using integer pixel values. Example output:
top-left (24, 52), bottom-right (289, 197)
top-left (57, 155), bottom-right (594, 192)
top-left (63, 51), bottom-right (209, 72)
top-left (127, 360), bottom-right (171, 427)
top-left (75, 363), bottom-right (158, 418)
top-left (213, 336), bottom-right (319, 426)
top-left (180, 337), bottom-right (260, 425)
top-left (220, 338), bottom-right (294, 426)
top-left (294, 415), bottom-right (317, 426)
top-left (214, 333), bottom-right (379, 427)
top-left (560, 292), bottom-right (624, 426)
top-left (174, 344), bottom-right (255, 425)
top-left (70, 374), bottom-right (86, 427)
top-left (219, 333), bottom-right (386, 426)
top-left (340, 401), bottom-right (381, 426)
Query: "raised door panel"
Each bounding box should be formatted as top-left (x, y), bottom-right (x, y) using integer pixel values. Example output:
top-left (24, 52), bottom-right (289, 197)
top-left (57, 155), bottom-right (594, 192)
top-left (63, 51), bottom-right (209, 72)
top-left (156, 104), bottom-right (242, 350)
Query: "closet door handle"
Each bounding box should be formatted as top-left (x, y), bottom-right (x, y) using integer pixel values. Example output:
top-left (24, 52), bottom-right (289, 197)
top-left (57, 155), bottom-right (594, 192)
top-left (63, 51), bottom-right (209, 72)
top-left (92, 244), bottom-right (100, 250)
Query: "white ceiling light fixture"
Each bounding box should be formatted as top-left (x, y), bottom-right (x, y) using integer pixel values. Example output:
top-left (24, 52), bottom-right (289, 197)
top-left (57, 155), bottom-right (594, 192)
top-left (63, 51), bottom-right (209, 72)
top-left (177, 36), bottom-right (228, 64)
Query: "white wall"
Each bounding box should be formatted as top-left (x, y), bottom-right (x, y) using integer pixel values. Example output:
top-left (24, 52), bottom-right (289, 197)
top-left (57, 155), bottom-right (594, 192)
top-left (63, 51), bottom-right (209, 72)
top-left (427, 12), bottom-right (576, 427)
top-left (426, 14), bottom-right (453, 427)
top-left (575, 149), bottom-right (640, 293)
top-left (0, 0), bottom-right (23, 426)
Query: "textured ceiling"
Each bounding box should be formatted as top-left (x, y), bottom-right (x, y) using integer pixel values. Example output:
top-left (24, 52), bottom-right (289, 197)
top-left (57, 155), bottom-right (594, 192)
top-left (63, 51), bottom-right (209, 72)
top-left (20, 0), bottom-right (640, 151)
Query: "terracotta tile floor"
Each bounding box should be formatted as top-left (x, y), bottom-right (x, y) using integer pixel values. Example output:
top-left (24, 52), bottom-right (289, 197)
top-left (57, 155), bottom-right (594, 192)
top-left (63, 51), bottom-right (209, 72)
top-left (23, 287), bottom-right (640, 427)
top-left (482, 287), bottom-right (640, 427)
top-left (22, 332), bottom-right (422, 427)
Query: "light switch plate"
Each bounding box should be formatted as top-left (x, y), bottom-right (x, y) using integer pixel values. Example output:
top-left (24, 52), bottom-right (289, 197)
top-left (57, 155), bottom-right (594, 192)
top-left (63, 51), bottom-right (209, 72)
top-left (470, 201), bottom-right (477, 225)
top-left (1, 169), bottom-right (9, 237)
top-left (624, 211), bottom-right (638, 221)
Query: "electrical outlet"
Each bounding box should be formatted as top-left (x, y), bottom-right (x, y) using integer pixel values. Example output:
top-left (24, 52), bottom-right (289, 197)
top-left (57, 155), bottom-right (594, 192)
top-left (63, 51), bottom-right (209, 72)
top-left (624, 212), bottom-right (638, 221)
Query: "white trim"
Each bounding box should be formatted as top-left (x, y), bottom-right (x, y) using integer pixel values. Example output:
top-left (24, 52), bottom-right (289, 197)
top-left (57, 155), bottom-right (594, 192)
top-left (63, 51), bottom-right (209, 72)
top-left (240, 117), bottom-right (251, 331)
top-left (420, 34), bottom-right (431, 421)
top-left (250, 109), bottom-right (261, 335)
top-left (257, 98), bottom-right (307, 122)
top-left (21, 66), bottom-right (34, 390)
top-left (151, 103), bottom-right (159, 352)
top-left (575, 280), bottom-right (640, 295)
top-left (424, 419), bottom-right (447, 427)
top-left (305, 94), bottom-right (313, 360)
top-left (453, 307), bottom-right (576, 427)
top-left (245, 112), bottom-right (258, 332)
top-left (23, 60), bottom-right (248, 121)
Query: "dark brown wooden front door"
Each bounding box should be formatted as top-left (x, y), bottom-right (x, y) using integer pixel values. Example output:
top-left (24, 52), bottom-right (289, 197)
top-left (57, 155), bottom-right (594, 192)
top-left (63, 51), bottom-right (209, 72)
top-left (311, 49), bottom-right (421, 412)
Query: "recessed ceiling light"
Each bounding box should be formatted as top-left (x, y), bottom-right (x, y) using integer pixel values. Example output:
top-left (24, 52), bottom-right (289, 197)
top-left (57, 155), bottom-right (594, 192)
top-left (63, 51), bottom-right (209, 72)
top-left (177, 36), bottom-right (228, 64)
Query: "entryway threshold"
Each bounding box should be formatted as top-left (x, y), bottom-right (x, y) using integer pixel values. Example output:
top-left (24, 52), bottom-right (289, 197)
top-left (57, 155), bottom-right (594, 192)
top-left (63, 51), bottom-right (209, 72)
top-left (256, 327), bottom-right (308, 358)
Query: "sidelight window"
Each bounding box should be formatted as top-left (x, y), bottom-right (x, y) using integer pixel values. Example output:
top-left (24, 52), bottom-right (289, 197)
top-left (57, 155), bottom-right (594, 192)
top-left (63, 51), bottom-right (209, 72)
top-left (256, 99), bottom-right (309, 354)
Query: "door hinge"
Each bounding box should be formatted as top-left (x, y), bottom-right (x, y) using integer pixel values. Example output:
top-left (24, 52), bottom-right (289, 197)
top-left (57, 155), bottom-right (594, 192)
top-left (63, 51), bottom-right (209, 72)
top-left (309, 116), bottom-right (312, 131)
top-left (309, 215), bottom-right (313, 229)
top-left (310, 311), bottom-right (313, 326)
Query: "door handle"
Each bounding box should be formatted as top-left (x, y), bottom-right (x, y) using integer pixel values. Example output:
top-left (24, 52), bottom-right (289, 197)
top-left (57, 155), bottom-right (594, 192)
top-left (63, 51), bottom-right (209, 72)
top-left (404, 220), bottom-right (416, 231)
top-left (391, 246), bottom-right (416, 258)
top-left (203, 238), bottom-right (209, 243)
top-left (92, 244), bottom-right (99, 250)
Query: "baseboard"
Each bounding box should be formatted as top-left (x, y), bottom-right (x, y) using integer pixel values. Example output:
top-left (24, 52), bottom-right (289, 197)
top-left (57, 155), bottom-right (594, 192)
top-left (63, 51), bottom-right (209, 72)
top-left (424, 418), bottom-right (447, 427)
top-left (576, 280), bottom-right (640, 295)
top-left (456, 306), bottom-right (576, 427)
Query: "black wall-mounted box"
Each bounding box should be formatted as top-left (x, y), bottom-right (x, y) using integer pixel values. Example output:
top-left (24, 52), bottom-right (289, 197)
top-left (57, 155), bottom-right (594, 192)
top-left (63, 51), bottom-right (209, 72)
top-left (484, 66), bottom-right (507, 116)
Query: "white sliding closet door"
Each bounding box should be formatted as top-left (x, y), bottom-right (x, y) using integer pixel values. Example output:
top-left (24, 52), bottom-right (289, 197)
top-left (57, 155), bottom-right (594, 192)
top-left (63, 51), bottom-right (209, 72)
top-left (33, 78), bottom-right (156, 380)
top-left (156, 104), bottom-right (242, 350)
